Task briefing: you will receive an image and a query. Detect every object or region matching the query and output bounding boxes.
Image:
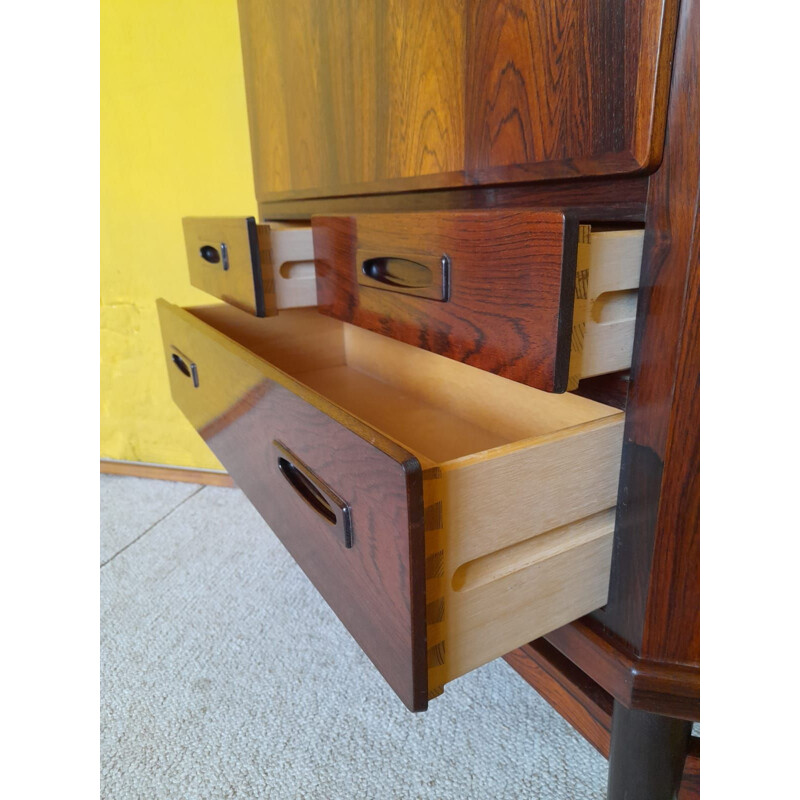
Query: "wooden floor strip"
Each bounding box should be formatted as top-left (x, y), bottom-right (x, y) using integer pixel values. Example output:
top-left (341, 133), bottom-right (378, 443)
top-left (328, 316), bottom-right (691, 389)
top-left (100, 459), bottom-right (235, 487)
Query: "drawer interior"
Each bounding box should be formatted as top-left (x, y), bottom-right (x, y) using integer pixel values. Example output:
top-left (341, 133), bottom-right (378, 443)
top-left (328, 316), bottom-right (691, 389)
top-left (184, 303), bottom-right (623, 698)
top-left (186, 305), bottom-right (619, 466)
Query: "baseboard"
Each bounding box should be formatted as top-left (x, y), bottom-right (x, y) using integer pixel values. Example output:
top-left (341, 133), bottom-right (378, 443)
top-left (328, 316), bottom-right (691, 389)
top-left (100, 459), bottom-right (235, 487)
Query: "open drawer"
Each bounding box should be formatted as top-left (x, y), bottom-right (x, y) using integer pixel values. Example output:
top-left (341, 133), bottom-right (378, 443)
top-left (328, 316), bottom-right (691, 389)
top-left (313, 211), bottom-right (644, 392)
top-left (157, 299), bottom-right (624, 711)
top-left (183, 217), bottom-right (316, 317)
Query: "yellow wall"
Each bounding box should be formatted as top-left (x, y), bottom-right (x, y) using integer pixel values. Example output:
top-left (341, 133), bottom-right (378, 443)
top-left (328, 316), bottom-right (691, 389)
top-left (101, 0), bottom-right (255, 469)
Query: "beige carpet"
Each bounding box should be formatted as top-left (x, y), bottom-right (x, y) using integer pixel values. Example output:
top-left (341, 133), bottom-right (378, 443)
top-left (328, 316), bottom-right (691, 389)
top-left (100, 475), bottom-right (608, 799)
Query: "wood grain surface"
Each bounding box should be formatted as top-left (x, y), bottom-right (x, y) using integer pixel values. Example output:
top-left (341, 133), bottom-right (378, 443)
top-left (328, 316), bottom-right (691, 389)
top-left (313, 210), bottom-right (577, 392)
top-left (465, 1), bottom-right (625, 175)
top-left (505, 639), bottom-right (614, 756)
top-left (589, 0), bottom-right (700, 666)
top-left (183, 217), bottom-right (274, 317)
top-left (152, 1), bottom-right (699, 791)
top-left (536, 0), bottom-right (699, 720)
top-left (504, 640), bottom-right (699, 798)
top-left (258, 174), bottom-right (649, 222)
top-left (157, 300), bottom-right (428, 711)
top-left (159, 301), bottom-right (629, 708)
top-left (546, 618), bottom-right (699, 721)
top-left (567, 228), bottom-right (643, 389)
top-left (238, 0), bottom-right (678, 201)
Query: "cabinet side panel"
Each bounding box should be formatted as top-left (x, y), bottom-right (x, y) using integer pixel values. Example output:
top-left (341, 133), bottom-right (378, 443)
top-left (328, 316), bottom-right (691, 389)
top-left (592, 0), bottom-right (699, 662)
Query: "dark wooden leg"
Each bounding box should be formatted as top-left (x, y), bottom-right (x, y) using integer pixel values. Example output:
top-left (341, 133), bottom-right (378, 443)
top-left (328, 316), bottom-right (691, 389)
top-left (607, 701), bottom-right (692, 800)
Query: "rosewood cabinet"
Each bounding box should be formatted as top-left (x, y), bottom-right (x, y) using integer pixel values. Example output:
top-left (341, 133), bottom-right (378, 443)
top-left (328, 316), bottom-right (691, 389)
top-left (161, 1), bottom-right (699, 797)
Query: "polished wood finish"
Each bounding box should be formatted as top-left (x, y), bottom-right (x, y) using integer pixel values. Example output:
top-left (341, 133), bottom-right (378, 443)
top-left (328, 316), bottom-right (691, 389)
top-left (100, 459), bottom-right (235, 488)
top-left (184, 218), bottom-right (318, 316)
top-left (157, 300), bottom-right (428, 710)
top-left (158, 301), bottom-right (626, 706)
top-left (546, 618), bottom-right (698, 720)
top-left (161, 1), bottom-right (699, 792)
top-left (504, 641), bottom-right (699, 799)
top-left (542, 0), bottom-right (699, 724)
top-left (505, 640), bottom-right (613, 756)
top-left (640, 219), bottom-right (699, 662)
top-left (596, 0), bottom-right (700, 662)
top-left (314, 212), bottom-right (643, 392)
top-left (599, 0), bottom-right (699, 664)
top-left (607, 700), bottom-right (693, 800)
top-left (238, 0), bottom-right (678, 201)
top-left (259, 174), bottom-right (649, 222)
top-left (314, 210), bottom-right (576, 392)
top-left (183, 217), bottom-right (273, 317)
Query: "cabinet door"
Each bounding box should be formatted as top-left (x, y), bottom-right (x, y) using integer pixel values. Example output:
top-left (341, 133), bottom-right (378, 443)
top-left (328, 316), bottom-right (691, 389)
top-left (238, 0), bottom-right (677, 200)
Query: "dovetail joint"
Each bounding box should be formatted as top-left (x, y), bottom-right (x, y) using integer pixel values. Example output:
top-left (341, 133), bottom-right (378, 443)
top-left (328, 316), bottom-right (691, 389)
top-left (423, 472), bottom-right (447, 702)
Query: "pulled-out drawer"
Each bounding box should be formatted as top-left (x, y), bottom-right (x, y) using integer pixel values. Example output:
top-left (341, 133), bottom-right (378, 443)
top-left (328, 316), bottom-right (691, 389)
top-left (183, 217), bottom-right (316, 317)
top-left (157, 299), bottom-right (624, 711)
top-left (312, 211), bottom-right (643, 392)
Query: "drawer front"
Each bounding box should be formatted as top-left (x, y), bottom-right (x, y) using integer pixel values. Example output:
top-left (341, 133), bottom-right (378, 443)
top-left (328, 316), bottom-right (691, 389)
top-left (184, 218), bottom-right (318, 317)
top-left (183, 217), bottom-right (274, 317)
top-left (156, 300), bottom-right (428, 710)
top-left (313, 210), bottom-right (577, 393)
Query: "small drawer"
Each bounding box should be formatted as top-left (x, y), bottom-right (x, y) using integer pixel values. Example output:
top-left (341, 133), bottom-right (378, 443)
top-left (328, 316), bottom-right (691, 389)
top-left (312, 211), bottom-right (643, 393)
top-left (157, 300), bottom-right (624, 711)
top-left (183, 217), bottom-right (317, 317)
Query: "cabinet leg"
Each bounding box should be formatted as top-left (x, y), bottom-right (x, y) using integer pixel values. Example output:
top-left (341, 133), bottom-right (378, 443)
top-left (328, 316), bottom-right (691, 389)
top-left (606, 700), bottom-right (692, 800)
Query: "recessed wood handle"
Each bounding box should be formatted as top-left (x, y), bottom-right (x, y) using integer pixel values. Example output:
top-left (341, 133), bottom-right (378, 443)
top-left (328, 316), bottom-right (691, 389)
top-left (183, 217), bottom-right (268, 316)
top-left (199, 242), bottom-right (230, 271)
top-left (273, 441), bottom-right (353, 548)
top-left (170, 348), bottom-right (199, 387)
top-left (357, 249), bottom-right (450, 301)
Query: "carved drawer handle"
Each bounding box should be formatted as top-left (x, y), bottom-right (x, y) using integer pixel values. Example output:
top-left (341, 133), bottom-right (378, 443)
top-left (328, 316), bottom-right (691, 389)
top-left (199, 242), bottom-right (230, 271)
top-left (357, 250), bottom-right (450, 301)
top-left (273, 440), bottom-right (353, 548)
top-left (170, 347), bottom-right (199, 388)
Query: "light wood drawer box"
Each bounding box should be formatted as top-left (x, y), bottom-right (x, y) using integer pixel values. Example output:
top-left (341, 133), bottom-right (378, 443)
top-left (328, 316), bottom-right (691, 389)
top-left (183, 217), bottom-right (315, 317)
top-left (157, 299), bottom-right (624, 711)
top-left (312, 211), bottom-right (643, 392)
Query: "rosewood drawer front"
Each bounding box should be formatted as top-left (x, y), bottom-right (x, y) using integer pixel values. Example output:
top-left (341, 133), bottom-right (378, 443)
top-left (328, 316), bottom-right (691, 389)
top-left (312, 211), bottom-right (643, 393)
top-left (157, 300), bottom-right (625, 711)
top-left (183, 217), bottom-right (316, 317)
top-left (157, 299), bottom-right (425, 710)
